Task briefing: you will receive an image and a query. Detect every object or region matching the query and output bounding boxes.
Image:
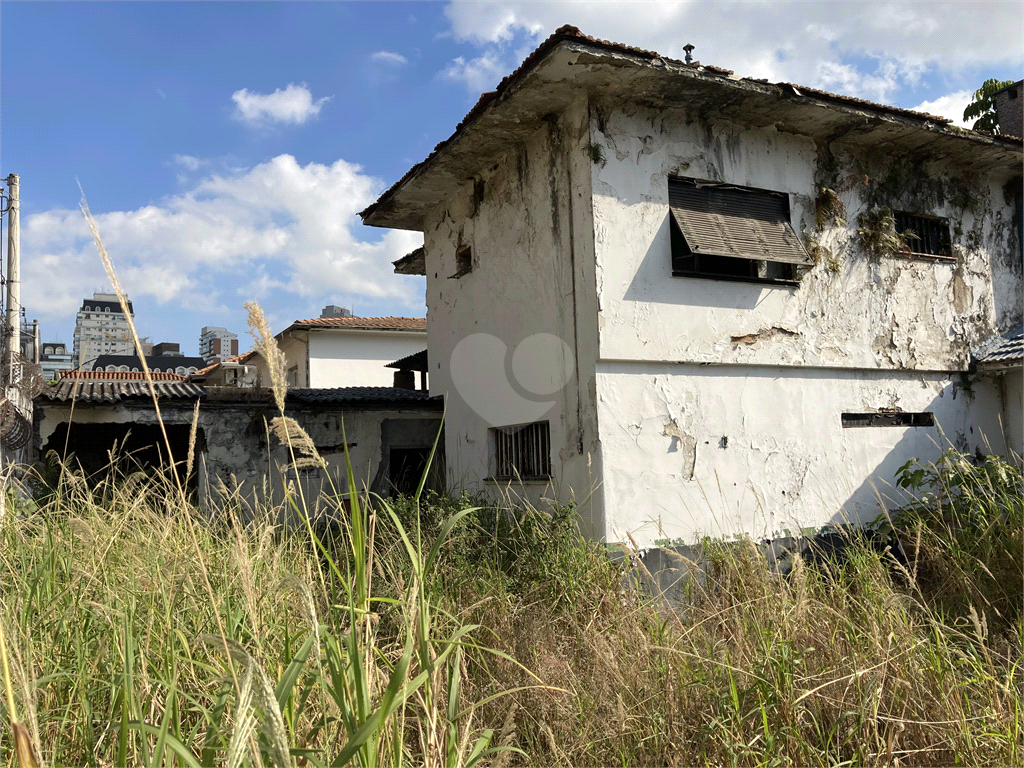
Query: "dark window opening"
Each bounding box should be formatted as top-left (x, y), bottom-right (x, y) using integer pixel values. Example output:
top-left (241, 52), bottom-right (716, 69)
top-left (450, 245), bottom-right (473, 278)
top-left (389, 448), bottom-right (430, 497)
top-left (668, 177), bottom-right (810, 287)
top-left (492, 421), bottom-right (551, 479)
top-left (893, 211), bottom-right (952, 259)
top-left (841, 412), bottom-right (935, 428)
top-left (42, 421), bottom-right (204, 491)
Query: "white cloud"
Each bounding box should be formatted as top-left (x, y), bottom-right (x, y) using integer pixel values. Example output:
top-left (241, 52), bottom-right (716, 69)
top-left (442, 1), bottom-right (1023, 103)
top-left (173, 154), bottom-right (207, 171)
top-left (371, 51), bottom-right (408, 65)
top-left (910, 90), bottom-right (974, 127)
top-left (443, 49), bottom-right (508, 94)
top-left (23, 155), bottom-right (423, 321)
top-left (231, 83), bottom-right (330, 125)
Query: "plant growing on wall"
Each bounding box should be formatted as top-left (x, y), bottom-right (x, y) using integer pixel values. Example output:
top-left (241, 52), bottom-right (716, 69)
top-left (856, 207), bottom-right (914, 259)
top-left (803, 233), bottom-right (841, 273)
top-left (814, 187), bottom-right (846, 231)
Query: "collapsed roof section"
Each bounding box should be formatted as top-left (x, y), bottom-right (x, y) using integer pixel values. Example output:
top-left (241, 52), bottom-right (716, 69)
top-left (360, 25), bottom-right (1023, 233)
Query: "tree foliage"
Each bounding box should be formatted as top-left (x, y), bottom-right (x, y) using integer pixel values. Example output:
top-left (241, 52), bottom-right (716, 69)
top-left (963, 78), bottom-right (1015, 132)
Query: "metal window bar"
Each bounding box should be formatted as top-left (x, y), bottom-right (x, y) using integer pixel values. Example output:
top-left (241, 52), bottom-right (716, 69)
top-left (494, 421), bottom-right (550, 478)
top-left (893, 212), bottom-right (951, 257)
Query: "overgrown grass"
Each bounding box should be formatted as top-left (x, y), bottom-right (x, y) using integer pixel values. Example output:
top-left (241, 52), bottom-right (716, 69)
top-left (1, 448), bottom-right (1020, 767)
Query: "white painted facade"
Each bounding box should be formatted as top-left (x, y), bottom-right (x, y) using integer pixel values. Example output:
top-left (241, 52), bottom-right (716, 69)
top-left (585, 102), bottom-right (1021, 546)
top-left (307, 330), bottom-right (426, 388)
top-left (364, 35), bottom-right (1024, 548)
top-left (258, 325), bottom-right (427, 389)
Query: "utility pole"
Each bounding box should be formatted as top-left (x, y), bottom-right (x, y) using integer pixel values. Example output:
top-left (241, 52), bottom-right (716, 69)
top-left (5, 174), bottom-right (19, 385)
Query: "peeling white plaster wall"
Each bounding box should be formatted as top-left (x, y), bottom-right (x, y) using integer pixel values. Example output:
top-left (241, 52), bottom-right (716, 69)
top-left (422, 96), bottom-right (605, 536)
top-left (589, 103), bottom-right (1021, 371)
top-left (597, 364), bottom-right (1007, 548)
top-left (587, 101), bottom-right (1021, 547)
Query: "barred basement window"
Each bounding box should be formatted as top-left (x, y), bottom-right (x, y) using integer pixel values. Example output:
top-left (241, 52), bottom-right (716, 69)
top-left (841, 412), bottom-right (935, 428)
top-left (669, 177), bottom-right (812, 286)
top-left (893, 212), bottom-right (953, 259)
top-left (492, 421), bottom-right (551, 479)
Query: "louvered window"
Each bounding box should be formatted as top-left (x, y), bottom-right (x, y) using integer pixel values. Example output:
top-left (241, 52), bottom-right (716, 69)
top-left (669, 178), bottom-right (811, 285)
top-left (492, 421), bottom-right (551, 479)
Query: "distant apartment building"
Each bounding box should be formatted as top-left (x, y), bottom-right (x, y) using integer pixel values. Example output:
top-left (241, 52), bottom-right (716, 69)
top-left (199, 327), bottom-right (239, 364)
top-left (73, 292), bottom-right (134, 365)
top-left (40, 342), bottom-right (75, 381)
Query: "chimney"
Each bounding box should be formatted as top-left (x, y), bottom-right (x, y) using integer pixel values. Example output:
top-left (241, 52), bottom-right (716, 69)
top-left (321, 305), bottom-right (353, 319)
top-left (393, 369), bottom-right (416, 390)
top-left (992, 80), bottom-right (1023, 138)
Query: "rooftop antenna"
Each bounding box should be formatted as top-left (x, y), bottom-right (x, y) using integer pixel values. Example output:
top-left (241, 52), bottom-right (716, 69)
top-left (683, 44), bottom-right (695, 64)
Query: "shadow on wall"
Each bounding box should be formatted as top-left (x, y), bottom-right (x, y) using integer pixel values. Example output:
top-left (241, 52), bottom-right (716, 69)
top-left (826, 381), bottom-right (1012, 530)
top-left (620, 214), bottom-right (771, 310)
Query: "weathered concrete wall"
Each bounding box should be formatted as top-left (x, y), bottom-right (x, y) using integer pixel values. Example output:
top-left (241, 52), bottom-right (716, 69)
top-left (587, 102), bottom-right (1021, 547)
top-left (589, 102), bottom-right (1022, 371)
top-left (422, 95), bottom-right (605, 536)
top-left (596, 363), bottom-right (1007, 548)
top-left (35, 398), bottom-right (442, 520)
top-left (308, 330), bottom-right (426, 388)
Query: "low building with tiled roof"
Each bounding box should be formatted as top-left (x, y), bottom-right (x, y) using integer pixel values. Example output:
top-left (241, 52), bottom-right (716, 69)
top-left (189, 352), bottom-right (258, 386)
top-left (247, 306), bottom-right (427, 389)
top-left (973, 324), bottom-right (1023, 453)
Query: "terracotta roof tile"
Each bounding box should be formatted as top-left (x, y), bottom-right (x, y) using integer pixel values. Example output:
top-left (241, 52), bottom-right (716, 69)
top-left (40, 380), bottom-right (204, 403)
top-left (292, 316), bottom-right (426, 331)
top-left (60, 370), bottom-right (187, 381)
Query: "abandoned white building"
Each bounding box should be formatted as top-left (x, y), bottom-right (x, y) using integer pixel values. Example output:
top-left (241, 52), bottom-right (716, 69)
top-left (361, 27), bottom-right (1024, 548)
top-left (251, 309), bottom-right (427, 389)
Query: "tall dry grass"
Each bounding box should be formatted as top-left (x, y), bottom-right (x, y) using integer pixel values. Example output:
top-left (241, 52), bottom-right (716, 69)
top-left (1, 449), bottom-right (1020, 766)
top-left (2, 199), bottom-right (1018, 765)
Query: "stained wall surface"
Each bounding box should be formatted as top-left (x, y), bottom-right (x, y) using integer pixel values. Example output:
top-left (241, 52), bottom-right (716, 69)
top-left (421, 96), bottom-right (606, 536)
top-left (588, 101), bottom-right (1022, 547)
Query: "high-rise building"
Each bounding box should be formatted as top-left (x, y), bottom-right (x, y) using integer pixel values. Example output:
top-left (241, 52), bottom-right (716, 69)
top-left (199, 326), bottom-right (239, 364)
top-left (73, 293), bottom-right (134, 366)
top-left (40, 342), bottom-right (74, 381)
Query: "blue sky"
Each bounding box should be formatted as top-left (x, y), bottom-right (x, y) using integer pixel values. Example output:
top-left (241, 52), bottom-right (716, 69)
top-left (2, 1), bottom-right (1021, 356)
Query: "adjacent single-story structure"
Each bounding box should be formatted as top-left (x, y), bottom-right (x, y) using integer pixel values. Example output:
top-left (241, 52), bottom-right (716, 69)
top-left (33, 375), bottom-right (444, 518)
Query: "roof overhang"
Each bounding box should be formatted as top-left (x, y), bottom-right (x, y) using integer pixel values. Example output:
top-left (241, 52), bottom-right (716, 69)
top-left (361, 27), bottom-right (1024, 232)
top-left (393, 247), bottom-right (426, 276)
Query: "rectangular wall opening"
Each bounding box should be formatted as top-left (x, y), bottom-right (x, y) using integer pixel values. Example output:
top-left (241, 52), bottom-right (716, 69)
top-left (841, 412), bottom-right (935, 428)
